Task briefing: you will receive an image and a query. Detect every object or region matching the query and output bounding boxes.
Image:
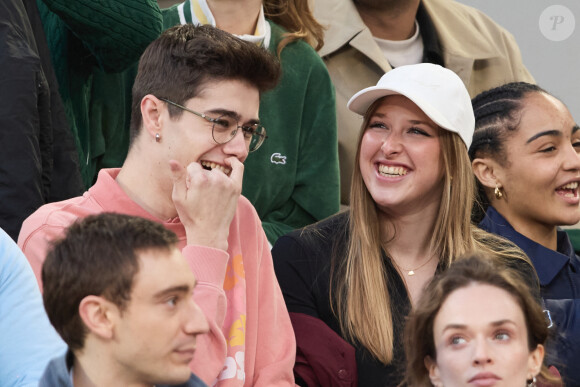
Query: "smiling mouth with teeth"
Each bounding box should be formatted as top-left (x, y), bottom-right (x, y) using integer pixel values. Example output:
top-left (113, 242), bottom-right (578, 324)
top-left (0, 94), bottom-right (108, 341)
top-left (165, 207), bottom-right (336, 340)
top-left (201, 161), bottom-right (232, 176)
top-left (378, 164), bottom-right (408, 177)
top-left (556, 181), bottom-right (579, 198)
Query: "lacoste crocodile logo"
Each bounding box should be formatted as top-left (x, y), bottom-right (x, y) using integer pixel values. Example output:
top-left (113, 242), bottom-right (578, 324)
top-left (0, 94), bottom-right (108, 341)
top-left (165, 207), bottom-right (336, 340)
top-left (270, 153), bottom-right (287, 165)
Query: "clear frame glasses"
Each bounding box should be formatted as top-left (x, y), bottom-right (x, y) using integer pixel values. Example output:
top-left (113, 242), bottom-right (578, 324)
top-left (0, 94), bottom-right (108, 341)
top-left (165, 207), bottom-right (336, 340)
top-left (159, 98), bottom-right (267, 152)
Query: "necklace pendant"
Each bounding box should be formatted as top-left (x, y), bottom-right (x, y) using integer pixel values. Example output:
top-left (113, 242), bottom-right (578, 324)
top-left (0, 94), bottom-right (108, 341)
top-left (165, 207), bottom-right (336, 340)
top-left (408, 270), bottom-right (415, 276)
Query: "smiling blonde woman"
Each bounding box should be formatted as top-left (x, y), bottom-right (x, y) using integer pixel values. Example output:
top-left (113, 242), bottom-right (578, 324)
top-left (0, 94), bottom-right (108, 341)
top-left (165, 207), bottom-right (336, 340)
top-left (272, 64), bottom-right (537, 386)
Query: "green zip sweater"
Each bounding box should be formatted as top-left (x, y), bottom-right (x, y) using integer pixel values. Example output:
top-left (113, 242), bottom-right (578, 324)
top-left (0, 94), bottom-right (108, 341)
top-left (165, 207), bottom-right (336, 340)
top-left (163, 9), bottom-right (341, 244)
top-left (41, 1), bottom-right (340, 245)
top-left (247, 22), bottom-right (340, 244)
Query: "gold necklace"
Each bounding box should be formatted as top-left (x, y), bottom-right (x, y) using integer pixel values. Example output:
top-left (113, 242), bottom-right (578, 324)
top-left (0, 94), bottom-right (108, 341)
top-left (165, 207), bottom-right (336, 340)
top-left (395, 254), bottom-right (437, 276)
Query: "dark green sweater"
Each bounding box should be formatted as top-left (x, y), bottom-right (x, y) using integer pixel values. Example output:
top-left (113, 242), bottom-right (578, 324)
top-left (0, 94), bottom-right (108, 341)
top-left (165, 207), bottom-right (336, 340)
top-left (163, 8), bottom-right (340, 244)
top-left (38, 0), bottom-right (163, 187)
top-left (247, 22), bottom-right (340, 244)
top-left (41, 1), bottom-right (340, 245)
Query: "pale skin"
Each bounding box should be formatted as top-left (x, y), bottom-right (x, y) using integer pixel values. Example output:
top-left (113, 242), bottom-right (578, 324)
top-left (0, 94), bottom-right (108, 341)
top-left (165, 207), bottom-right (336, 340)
top-left (380, 209), bottom-right (439, 304)
top-left (72, 248), bottom-right (209, 386)
top-left (117, 79), bottom-right (260, 252)
top-left (205, 0), bottom-right (262, 36)
top-left (354, 0), bottom-right (420, 41)
top-left (426, 283), bottom-right (544, 387)
top-left (359, 95), bottom-right (443, 304)
top-left (169, 158), bottom-right (243, 249)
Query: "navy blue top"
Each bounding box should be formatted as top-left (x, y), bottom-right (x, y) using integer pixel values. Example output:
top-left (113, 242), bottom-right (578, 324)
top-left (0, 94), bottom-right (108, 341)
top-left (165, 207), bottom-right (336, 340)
top-left (480, 206), bottom-right (580, 386)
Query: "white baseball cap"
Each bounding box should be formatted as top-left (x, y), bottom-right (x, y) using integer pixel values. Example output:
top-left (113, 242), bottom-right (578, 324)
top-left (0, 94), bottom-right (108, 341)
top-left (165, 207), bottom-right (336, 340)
top-left (347, 63), bottom-right (475, 148)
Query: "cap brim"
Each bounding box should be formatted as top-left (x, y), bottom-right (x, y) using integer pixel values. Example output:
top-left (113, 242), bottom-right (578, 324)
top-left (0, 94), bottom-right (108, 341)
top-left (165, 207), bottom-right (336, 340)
top-left (347, 85), bottom-right (456, 134)
top-left (347, 87), bottom-right (399, 116)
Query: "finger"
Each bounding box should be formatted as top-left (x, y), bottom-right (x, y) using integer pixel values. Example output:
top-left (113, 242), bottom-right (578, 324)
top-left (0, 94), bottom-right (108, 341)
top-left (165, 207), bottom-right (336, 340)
top-left (225, 157), bottom-right (244, 187)
top-left (185, 161), bottom-right (204, 175)
top-left (185, 161), bottom-right (209, 188)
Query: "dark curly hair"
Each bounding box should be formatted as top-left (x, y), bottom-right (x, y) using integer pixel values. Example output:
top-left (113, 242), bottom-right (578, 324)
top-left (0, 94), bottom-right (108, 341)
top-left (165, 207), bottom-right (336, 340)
top-left (468, 82), bottom-right (548, 222)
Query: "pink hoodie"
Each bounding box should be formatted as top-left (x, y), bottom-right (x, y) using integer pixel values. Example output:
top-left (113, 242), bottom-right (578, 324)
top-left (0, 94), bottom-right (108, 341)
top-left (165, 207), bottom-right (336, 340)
top-left (18, 168), bottom-right (296, 386)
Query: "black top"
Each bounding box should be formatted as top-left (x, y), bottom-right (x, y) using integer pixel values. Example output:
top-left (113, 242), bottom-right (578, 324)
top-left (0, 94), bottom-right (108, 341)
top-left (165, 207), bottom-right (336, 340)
top-left (273, 212), bottom-right (409, 387)
top-left (0, 0), bottom-right (83, 241)
top-left (274, 211), bottom-right (541, 387)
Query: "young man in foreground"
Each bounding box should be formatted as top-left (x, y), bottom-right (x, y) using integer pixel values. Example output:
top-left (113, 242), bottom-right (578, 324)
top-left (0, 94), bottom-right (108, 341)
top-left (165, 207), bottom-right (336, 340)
top-left (40, 213), bottom-right (208, 386)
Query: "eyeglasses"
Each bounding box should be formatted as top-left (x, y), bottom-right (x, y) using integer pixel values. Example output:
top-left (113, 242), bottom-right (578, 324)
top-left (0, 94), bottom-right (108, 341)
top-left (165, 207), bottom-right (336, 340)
top-left (159, 98), bottom-right (267, 152)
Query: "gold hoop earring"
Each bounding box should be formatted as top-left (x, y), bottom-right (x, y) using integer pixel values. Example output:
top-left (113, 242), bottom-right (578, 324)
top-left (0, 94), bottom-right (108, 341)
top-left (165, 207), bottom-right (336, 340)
top-left (494, 184), bottom-right (503, 200)
top-left (155, 133), bottom-right (161, 143)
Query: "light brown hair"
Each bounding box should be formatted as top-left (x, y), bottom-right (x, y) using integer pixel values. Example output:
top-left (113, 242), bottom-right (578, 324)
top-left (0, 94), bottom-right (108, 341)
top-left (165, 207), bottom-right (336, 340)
top-left (264, 0), bottom-right (325, 54)
top-left (330, 97), bottom-right (533, 364)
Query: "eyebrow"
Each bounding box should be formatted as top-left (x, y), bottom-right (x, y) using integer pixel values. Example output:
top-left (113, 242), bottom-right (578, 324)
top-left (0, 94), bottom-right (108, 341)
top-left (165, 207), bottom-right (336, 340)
top-left (152, 284), bottom-right (193, 300)
top-left (409, 119), bottom-right (438, 131)
top-left (573, 125), bottom-right (580, 134)
top-left (206, 109), bottom-right (240, 121)
top-left (442, 323), bottom-right (467, 332)
top-left (207, 109), bottom-right (260, 126)
top-left (442, 319), bottom-right (515, 332)
top-left (369, 114), bottom-right (433, 127)
top-left (245, 118), bottom-right (261, 126)
top-left (490, 319), bottom-right (515, 327)
top-left (526, 129), bottom-right (561, 144)
top-left (409, 119), bottom-right (435, 126)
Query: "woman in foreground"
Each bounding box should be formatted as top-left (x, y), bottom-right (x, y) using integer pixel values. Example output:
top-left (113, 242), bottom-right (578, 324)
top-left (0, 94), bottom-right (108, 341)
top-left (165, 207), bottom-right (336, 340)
top-left (272, 64), bottom-right (534, 386)
top-left (405, 253), bottom-right (558, 387)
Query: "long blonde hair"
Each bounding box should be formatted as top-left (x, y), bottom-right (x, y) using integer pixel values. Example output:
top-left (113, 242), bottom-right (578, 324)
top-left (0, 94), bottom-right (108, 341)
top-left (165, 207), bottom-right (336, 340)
top-left (330, 98), bottom-right (532, 364)
top-left (263, 0), bottom-right (324, 54)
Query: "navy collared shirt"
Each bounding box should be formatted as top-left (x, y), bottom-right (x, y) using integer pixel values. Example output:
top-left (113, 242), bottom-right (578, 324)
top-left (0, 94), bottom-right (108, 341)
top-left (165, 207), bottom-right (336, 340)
top-left (480, 206), bottom-right (580, 386)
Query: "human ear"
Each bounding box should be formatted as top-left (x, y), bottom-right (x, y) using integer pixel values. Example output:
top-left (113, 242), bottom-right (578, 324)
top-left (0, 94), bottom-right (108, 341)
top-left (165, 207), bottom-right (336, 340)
top-left (425, 356), bottom-right (442, 387)
top-left (140, 94), bottom-right (164, 142)
top-left (78, 295), bottom-right (116, 340)
top-left (472, 158), bottom-right (503, 190)
top-left (527, 344), bottom-right (545, 379)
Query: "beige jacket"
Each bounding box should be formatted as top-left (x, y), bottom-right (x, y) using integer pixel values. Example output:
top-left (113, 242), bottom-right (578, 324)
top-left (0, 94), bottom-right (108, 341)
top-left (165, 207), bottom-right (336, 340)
top-left (313, 0), bottom-right (534, 204)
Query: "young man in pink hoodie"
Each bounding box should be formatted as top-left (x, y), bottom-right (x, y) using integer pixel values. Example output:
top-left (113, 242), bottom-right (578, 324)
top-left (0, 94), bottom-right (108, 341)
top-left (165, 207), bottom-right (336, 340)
top-left (19, 24), bottom-right (296, 386)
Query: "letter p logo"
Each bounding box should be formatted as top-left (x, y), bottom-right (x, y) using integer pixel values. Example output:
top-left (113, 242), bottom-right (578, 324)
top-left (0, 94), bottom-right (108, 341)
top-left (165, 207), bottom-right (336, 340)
top-left (540, 5), bottom-right (575, 42)
top-left (550, 15), bottom-right (565, 30)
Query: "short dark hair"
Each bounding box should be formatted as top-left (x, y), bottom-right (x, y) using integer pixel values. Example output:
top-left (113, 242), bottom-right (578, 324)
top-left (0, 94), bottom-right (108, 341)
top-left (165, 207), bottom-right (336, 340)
top-left (42, 213), bottom-right (178, 351)
top-left (404, 253), bottom-right (555, 387)
top-left (468, 82), bottom-right (548, 222)
top-left (129, 24), bottom-right (281, 142)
